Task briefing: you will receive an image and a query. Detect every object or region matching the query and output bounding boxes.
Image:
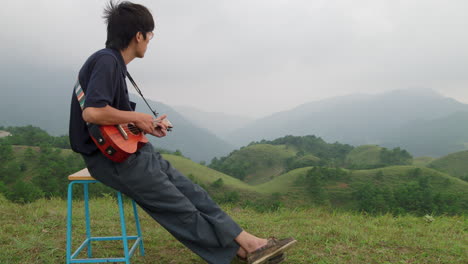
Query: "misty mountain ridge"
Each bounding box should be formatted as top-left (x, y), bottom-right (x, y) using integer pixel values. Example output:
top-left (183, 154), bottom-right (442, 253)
top-left (222, 88), bottom-right (468, 157)
top-left (2, 67), bottom-right (468, 160)
top-left (0, 65), bottom-right (234, 162)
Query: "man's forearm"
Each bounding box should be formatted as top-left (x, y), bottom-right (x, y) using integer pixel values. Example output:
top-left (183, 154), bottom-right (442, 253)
top-left (82, 105), bottom-right (138, 125)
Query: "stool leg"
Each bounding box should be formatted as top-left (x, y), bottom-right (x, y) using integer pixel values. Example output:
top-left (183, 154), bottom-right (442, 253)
top-left (84, 183), bottom-right (92, 258)
top-left (132, 200), bottom-right (145, 256)
top-left (117, 192), bottom-right (131, 264)
top-left (66, 182), bottom-right (74, 264)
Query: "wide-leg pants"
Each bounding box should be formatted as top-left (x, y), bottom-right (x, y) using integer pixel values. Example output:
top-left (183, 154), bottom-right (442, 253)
top-left (82, 143), bottom-right (242, 264)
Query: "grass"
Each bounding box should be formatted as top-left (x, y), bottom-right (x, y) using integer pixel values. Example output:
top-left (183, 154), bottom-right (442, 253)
top-left (412, 156), bottom-right (436, 167)
top-left (428, 150), bottom-right (468, 180)
top-left (0, 195), bottom-right (466, 263)
top-left (163, 154), bottom-right (256, 192)
top-left (213, 144), bottom-right (297, 185)
top-left (345, 145), bottom-right (383, 167)
top-left (348, 166), bottom-right (468, 194)
top-left (255, 167), bottom-right (311, 194)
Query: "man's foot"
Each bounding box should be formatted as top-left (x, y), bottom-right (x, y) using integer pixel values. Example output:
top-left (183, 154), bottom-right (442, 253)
top-left (235, 231), bottom-right (268, 258)
top-left (247, 237), bottom-right (297, 264)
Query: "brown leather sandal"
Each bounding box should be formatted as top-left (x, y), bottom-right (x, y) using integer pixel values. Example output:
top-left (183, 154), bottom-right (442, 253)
top-left (237, 253), bottom-right (286, 264)
top-left (246, 237), bottom-right (297, 264)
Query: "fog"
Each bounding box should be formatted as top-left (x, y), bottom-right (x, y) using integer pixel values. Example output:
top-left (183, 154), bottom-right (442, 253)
top-left (1, 0), bottom-right (467, 117)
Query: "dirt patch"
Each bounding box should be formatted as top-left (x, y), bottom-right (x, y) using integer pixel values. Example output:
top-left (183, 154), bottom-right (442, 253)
top-left (337, 183), bottom-right (349, 188)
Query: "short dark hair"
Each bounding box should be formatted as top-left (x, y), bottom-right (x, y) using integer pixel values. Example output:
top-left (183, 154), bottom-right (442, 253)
top-left (103, 1), bottom-right (155, 50)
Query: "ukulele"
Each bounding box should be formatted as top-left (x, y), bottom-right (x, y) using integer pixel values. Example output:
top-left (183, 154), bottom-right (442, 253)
top-left (74, 72), bottom-right (171, 163)
top-left (88, 119), bottom-right (172, 163)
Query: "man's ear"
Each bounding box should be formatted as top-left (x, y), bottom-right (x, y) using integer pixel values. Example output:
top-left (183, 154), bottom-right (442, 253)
top-left (135, 32), bottom-right (143, 43)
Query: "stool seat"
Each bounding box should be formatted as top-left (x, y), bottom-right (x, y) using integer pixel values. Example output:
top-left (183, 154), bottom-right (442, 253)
top-left (68, 168), bottom-right (95, 181)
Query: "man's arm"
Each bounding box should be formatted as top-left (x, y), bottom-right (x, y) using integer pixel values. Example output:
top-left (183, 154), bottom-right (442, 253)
top-left (83, 105), bottom-right (168, 137)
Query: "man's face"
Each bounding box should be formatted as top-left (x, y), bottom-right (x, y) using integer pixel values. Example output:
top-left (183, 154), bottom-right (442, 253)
top-left (136, 31), bottom-right (153, 58)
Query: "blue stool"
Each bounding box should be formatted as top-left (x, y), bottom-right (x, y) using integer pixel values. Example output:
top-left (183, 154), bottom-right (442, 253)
top-left (66, 168), bottom-right (145, 264)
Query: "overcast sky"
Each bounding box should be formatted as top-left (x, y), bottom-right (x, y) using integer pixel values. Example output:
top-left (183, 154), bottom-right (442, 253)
top-left (1, 0), bottom-right (467, 117)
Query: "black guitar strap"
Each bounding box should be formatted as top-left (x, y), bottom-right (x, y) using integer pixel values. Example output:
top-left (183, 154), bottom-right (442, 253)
top-left (126, 72), bottom-right (159, 119)
top-left (74, 72), bottom-right (164, 130)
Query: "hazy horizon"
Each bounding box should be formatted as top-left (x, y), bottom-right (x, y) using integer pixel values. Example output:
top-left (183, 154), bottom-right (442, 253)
top-left (1, 0), bottom-right (467, 118)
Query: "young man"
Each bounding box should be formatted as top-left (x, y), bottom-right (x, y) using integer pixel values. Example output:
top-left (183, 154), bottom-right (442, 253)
top-left (69, 1), bottom-right (296, 263)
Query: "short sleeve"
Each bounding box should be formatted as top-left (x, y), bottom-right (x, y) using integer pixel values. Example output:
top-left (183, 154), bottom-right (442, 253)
top-left (84, 55), bottom-right (117, 108)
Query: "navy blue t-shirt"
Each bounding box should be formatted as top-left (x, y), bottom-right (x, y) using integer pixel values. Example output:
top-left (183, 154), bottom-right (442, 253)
top-left (69, 48), bottom-right (136, 155)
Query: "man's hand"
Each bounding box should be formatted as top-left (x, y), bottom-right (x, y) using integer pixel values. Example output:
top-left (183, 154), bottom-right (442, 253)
top-left (133, 112), bottom-right (158, 135)
top-left (82, 106), bottom-right (169, 137)
top-left (150, 114), bottom-right (169, 138)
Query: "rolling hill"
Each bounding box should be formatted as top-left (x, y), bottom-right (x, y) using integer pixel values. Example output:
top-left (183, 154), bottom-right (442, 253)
top-left (428, 150), bottom-right (468, 181)
top-left (163, 154), bottom-right (256, 192)
top-left (3, 141), bottom-right (467, 215)
top-left (256, 165), bottom-right (468, 210)
top-left (344, 145), bottom-right (383, 168)
top-left (210, 144), bottom-right (298, 185)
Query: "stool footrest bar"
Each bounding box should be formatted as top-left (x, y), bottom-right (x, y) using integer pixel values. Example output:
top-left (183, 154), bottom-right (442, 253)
top-left (129, 238), bottom-right (142, 257)
top-left (71, 237), bottom-right (142, 261)
top-left (70, 257), bottom-right (126, 263)
top-left (71, 238), bottom-right (91, 259)
top-left (90, 236), bottom-right (139, 241)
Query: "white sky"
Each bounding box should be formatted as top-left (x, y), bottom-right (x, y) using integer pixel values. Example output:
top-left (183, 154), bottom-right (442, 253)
top-left (1, 0), bottom-right (468, 117)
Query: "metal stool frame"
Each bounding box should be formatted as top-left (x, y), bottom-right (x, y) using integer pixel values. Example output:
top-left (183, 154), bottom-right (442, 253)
top-left (66, 180), bottom-right (145, 264)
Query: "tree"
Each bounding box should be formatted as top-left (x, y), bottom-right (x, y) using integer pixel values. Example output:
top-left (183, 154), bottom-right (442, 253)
top-left (305, 168), bottom-right (328, 204)
top-left (6, 180), bottom-right (43, 203)
top-left (210, 178), bottom-right (224, 189)
top-left (380, 147), bottom-right (412, 166)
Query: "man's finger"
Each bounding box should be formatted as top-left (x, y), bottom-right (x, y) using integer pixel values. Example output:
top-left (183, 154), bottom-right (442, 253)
top-left (156, 114), bottom-right (168, 121)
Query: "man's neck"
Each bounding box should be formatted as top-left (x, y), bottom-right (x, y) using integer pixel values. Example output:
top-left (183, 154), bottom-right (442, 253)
top-left (120, 48), bottom-right (136, 65)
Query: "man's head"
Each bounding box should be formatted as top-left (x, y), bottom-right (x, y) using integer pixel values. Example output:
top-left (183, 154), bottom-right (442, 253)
top-left (103, 1), bottom-right (154, 54)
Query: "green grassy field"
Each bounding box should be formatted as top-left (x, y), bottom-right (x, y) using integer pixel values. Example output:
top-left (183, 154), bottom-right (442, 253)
top-left (0, 195), bottom-right (466, 264)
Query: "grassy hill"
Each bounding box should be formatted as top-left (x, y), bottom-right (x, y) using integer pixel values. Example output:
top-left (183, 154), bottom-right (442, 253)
top-left (5, 144), bottom-right (83, 182)
top-left (428, 150), bottom-right (468, 181)
top-left (163, 154), bottom-right (257, 192)
top-left (162, 153), bottom-right (466, 214)
top-left (210, 144), bottom-right (298, 185)
top-left (345, 145), bottom-right (383, 168)
top-left (3, 143), bottom-right (467, 215)
top-left (0, 196), bottom-right (466, 263)
top-left (254, 165), bottom-right (468, 211)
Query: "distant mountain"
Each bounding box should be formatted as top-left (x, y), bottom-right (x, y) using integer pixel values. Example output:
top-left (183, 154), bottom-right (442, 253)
top-left (382, 111), bottom-right (468, 157)
top-left (226, 88), bottom-right (468, 157)
top-left (130, 94), bottom-right (234, 162)
top-left (172, 105), bottom-right (254, 140)
top-left (0, 65), bottom-right (233, 162)
top-left (0, 64), bottom-right (74, 136)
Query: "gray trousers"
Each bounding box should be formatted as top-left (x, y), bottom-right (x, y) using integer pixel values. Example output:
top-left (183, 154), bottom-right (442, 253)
top-left (82, 143), bottom-right (242, 264)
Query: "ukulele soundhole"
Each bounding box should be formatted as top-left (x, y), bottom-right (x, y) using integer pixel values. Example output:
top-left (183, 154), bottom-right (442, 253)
top-left (127, 123), bottom-right (140, 135)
